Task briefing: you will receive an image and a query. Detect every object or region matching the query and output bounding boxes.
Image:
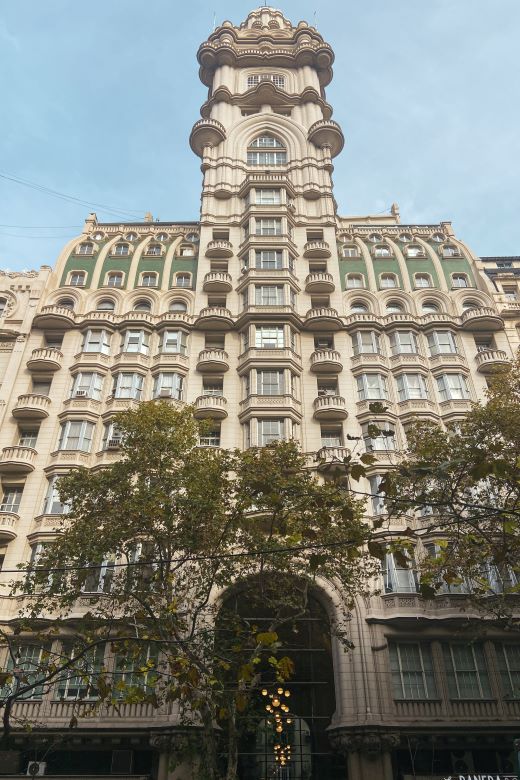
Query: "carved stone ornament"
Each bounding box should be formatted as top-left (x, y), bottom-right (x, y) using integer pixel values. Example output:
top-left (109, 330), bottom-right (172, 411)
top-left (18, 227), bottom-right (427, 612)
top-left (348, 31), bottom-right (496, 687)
top-left (329, 729), bottom-right (401, 758)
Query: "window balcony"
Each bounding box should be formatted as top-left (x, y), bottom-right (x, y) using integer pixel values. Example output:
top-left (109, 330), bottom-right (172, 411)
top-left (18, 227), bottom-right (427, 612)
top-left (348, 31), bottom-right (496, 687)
top-left (313, 395), bottom-right (348, 421)
top-left (48, 450), bottom-right (93, 468)
top-left (196, 307), bottom-right (234, 330)
top-left (196, 349), bottom-right (230, 373)
top-left (202, 271), bottom-right (233, 292)
top-left (189, 117), bottom-right (226, 156)
top-left (307, 119), bottom-right (344, 157)
top-left (396, 398), bottom-right (438, 422)
top-left (62, 395), bottom-right (103, 414)
top-left (315, 446), bottom-right (351, 474)
top-left (193, 395), bottom-right (228, 419)
top-left (119, 310), bottom-right (155, 328)
top-left (238, 347), bottom-right (302, 374)
top-left (428, 352), bottom-right (468, 369)
top-left (305, 272), bottom-right (335, 293)
top-left (112, 351), bottom-right (151, 370)
top-left (460, 306), bottom-right (503, 331)
top-left (303, 240), bottom-right (331, 259)
top-left (439, 399), bottom-right (473, 419)
top-left (304, 307), bottom-right (342, 331)
top-left (204, 239), bottom-right (233, 258)
top-left (239, 394), bottom-right (302, 422)
top-left (389, 353), bottom-right (429, 370)
top-left (33, 305), bottom-right (76, 329)
top-left (103, 397), bottom-right (141, 413)
top-left (383, 312), bottom-right (420, 328)
top-left (0, 511), bottom-right (19, 542)
top-left (310, 349), bottom-right (343, 373)
top-left (344, 312), bottom-right (384, 330)
top-left (12, 393), bottom-right (51, 420)
top-left (70, 351), bottom-right (111, 371)
top-left (238, 305), bottom-right (299, 327)
top-left (475, 348), bottom-right (510, 374)
top-left (152, 351), bottom-right (190, 371)
top-left (350, 352), bottom-right (389, 371)
top-left (78, 310), bottom-right (117, 328)
top-left (33, 513), bottom-right (66, 532)
top-left (26, 347), bottom-right (63, 372)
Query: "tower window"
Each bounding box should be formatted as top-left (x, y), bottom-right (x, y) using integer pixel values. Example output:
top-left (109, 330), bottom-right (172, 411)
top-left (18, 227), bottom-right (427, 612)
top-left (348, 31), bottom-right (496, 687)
top-left (247, 74), bottom-right (285, 89)
top-left (247, 135), bottom-right (287, 166)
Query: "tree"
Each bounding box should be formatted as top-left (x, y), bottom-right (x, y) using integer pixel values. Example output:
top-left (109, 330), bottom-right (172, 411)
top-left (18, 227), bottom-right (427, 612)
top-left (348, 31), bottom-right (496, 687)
top-left (381, 357), bottom-right (520, 622)
top-left (3, 402), bottom-right (377, 779)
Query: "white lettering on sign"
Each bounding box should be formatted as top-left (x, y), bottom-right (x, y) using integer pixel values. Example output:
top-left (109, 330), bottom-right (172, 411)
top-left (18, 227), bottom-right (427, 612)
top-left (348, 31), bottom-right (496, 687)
top-left (442, 774), bottom-right (518, 780)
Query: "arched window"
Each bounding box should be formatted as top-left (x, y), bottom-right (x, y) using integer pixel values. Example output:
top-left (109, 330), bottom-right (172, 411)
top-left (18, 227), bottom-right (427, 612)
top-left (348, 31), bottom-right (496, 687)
top-left (368, 233), bottom-right (382, 243)
top-left (247, 135), bottom-right (287, 165)
top-left (58, 298), bottom-right (75, 310)
top-left (462, 299), bottom-right (479, 311)
top-left (431, 233), bottom-right (444, 243)
top-left (399, 233), bottom-right (412, 243)
top-left (342, 245), bottom-right (359, 258)
top-left (414, 274), bottom-right (432, 288)
top-left (125, 232), bottom-right (138, 241)
top-left (452, 274), bottom-right (469, 288)
top-left (106, 272), bottom-right (123, 288)
top-left (145, 243), bottom-right (162, 256)
top-left (141, 272), bottom-right (158, 287)
top-left (69, 271), bottom-right (86, 287)
top-left (407, 246), bottom-right (425, 258)
top-left (0, 298), bottom-right (7, 317)
top-left (422, 301), bottom-right (439, 313)
top-left (380, 274), bottom-right (398, 289)
top-left (113, 243), bottom-right (130, 257)
top-left (374, 245), bottom-right (391, 258)
top-left (133, 299), bottom-right (152, 312)
top-left (76, 242), bottom-right (93, 256)
top-left (351, 301), bottom-right (369, 313)
top-left (96, 298), bottom-right (115, 311)
top-left (156, 233), bottom-right (168, 241)
top-left (176, 273), bottom-right (191, 288)
top-left (186, 232), bottom-right (199, 243)
top-left (169, 300), bottom-right (188, 313)
top-left (346, 274), bottom-right (364, 289)
top-left (386, 300), bottom-right (404, 313)
top-left (443, 245), bottom-right (460, 257)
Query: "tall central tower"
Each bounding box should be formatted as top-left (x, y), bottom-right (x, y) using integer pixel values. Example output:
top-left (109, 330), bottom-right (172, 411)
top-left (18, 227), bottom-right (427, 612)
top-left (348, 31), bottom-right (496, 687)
top-left (189, 7), bottom-right (346, 451)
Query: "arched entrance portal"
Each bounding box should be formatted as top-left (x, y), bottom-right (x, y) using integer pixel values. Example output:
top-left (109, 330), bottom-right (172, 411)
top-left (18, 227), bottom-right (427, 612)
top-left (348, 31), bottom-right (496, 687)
top-left (224, 591), bottom-right (347, 780)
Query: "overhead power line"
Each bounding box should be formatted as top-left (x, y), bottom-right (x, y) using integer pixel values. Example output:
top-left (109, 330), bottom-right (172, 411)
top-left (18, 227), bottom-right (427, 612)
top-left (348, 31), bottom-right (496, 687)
top-left (0, 170), bottom-right (146, 220)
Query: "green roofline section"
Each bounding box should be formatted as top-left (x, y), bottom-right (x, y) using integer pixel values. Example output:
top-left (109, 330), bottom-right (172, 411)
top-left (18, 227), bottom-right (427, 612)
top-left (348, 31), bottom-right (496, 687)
top-left (60, 255), bottom-right (97, 288)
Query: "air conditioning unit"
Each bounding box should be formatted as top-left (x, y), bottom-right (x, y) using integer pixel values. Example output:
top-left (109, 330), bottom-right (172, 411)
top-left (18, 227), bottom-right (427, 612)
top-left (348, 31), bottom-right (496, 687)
top-left (159, 389), bottom-right (172, 397)
top-left (74, 390), bottom-right (87, 397)
top-left (26, 762), bottom-right (46, 777)
top-left (450, 750), bottom-right (474, 774)
top-left (107, 439), bottom-right (121, 449)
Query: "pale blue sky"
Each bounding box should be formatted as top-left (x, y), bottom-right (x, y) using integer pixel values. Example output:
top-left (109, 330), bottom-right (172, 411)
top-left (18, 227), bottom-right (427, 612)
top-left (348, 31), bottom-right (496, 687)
top-left (0, 0), bottom-right (518, 270)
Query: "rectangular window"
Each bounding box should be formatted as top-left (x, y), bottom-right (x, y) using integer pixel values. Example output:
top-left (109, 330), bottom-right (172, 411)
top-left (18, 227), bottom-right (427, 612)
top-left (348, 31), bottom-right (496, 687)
top-left (443, 643), bottom-right (491, 699)
top-left (390, 331), bottom-right (418, 355)
top-left (82, 559), bottom-right (115, 594)
top-left (256, 188), bottom-right (281, 205)
top-left (256, 218), bottom-right (282, 236)
top-left (255, 285), bottom-right (284, 306)
top-left (427, 331), bottom-right (457, 355)
top-left (102, 423), bottom-right (123, 449)
top-left (58, 421), bottom-right (94, 452)
top-left (32, 379), bottom-right (51, 396)
top-left (247, 150), bottom-right (287, 165)
top-left (113, 373), bottom-right (144, 400)
top-left (369, 474), bottom-right (386, 515)
top-left (320, 428), bottom-right (343, 447)
top-left (199, 427), bottom-right (221, 447)
top-left (362, 422), bottom-right (395, 451)
top-left (436, 374), bottom-right (470, 401)
top-left (56, 644), bottom-right (104, 700)
top-left (0, 486), bottom-right (23, 512)
top-left (71, 372), bottom-right (104, 400)
top-left (389, 643), bottom-right (437, 700)
top-left (496, 644), bottom-right (520, 699)
top-left (383, 553), bottom-right (418, 593)
top-left (255, 325), bottom-right (285, 348)
top-left (396, 373), bottom-right (428, 401)
top-left (160, 330), bottom-right (187, 354)
top-left (5, 645), bottom-right (48, 700)
top-left (153, 373), bottom-right (184, 400)
top-left (43, 476), bottom-right (68, 515)
top-left (352, 331), bottom-right (380, 355)
top-left (82, 329), bottom-right (111, 355)
top-left (356, 374), bottom-right (388, 400)
top-left (259, 419), bottom-right (284, 446)
top-left (18, 429), bottom-right (38, 447)
top-left (122, 330), bottom-right (149, 355)
top-left (113, 645), bottom-right (158, 697)
top-left (255, 249), bottom-right (283, 269)
top-left (257, 370), bottom-right (284, 395)
top-left (202, 381), bottom-right (223, 397)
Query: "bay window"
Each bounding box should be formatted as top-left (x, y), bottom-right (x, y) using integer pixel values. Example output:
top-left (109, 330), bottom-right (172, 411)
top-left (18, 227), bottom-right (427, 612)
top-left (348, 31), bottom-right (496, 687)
top-left (113, 373), bottom-right (144, 400)
top-left (153, 372), bottom-right (184, 400)
top-left (443, 643), bottom-right (491, 699)
top-left (82, 329), bottom-right (110, 355)
top-left (356, 373), bottom-right (388, 400)
top-left (352, 331), bottom-right (380, 355)
top-left (160, 330), bottom-right (187, 354)
top-left (436, 374), bottom-right (470, 401)
top-left (389, 643), bottom-right (437, 699)
top-left (427, 331), bottom-right (457, 355)
top-left (389, 330), bottom-right (418, 355)
top-left (70, 372), bottom-right (104, 400)
top-left (58, 420), bottom-right (94, 452)
top-left (121, 330), bottom-right (150, 355)
top-left (396, 373), bottom-right (428, 401)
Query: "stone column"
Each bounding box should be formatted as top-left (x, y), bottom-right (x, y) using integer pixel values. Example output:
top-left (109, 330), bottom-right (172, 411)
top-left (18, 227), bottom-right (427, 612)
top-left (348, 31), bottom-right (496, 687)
top-left (329, 730), bottom-right (400, 780)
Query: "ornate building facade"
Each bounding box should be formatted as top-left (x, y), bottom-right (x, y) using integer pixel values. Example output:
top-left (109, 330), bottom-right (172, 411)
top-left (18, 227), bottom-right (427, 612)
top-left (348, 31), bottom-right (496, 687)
top-left (1, 7), bottom-right (519, 780)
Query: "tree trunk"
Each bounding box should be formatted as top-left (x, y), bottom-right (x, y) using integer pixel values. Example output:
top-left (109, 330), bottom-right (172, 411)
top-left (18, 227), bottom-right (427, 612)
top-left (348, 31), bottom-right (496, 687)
top-left (224, 699), bottom-right (239, 780)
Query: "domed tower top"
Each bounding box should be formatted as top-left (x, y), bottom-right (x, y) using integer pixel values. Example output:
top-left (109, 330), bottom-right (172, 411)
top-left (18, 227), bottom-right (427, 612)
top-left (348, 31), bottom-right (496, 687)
top-left (197, 7), bottom-right (334, 88)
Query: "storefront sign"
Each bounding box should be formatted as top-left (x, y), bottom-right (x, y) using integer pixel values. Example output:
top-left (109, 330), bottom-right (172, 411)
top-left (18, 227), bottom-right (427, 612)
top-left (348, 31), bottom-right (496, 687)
top-left (441, 775), bottom-right (518, 780)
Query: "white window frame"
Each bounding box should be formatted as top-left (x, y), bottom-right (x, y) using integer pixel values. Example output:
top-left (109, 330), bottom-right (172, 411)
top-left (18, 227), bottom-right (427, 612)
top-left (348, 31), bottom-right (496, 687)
top-left (346, 274), bottom-right (364, 289)
top-left (1, 486), bottom-right (23, 512)
top-left (113, 244), bottom-right (130, 257)
top-left (176, 273), bottom-right (192, 288)
top-left (68, 271), bottom-right (86, 287)
top-left (113, 373), bottom-right (144, 400)
top-left (255, 249), bottom-right (283, 269)
top-left (452, 273), bottom-right (469, 288)
top-left (122, 330), bottom-right (150, 355)
top-left (153, 372), bottom-right (184, 400)
top-left (58, 420), bottom-right (94, 452)
top-left (352, 331), bottom-right (380, 355)
top-left (255, 325), bottom-right (285, 348)
top-left (443, 643), bottom-right (491, 699)
top-left (380, 273), bottom-right (398, 288)
top-left (255, 218), bottom-right (282, 236)
top-left (140, 272), bottom-right (158, 287)
top-left (389, 331), bottom-right (418, 355)
top-left (257, 370), bottom-right (284, 396)
top-left (255, 188), bottom-right (282, 205)
top-left (436, 373), bottom-right (470, 401)
top-left (356, 373), bottom-right (388, 401)
top-left (160, 330), bottom-right (187, 354)
top-left (82, 329), bottom-right (111, 355)
top-left (255, 285), bottom-right (284, 306)
top-left (106, 272), bottom-right (124, 288)
top-left (383, 553), bottom-right (418, 593)
top-left (258, 419), bottom-right (285, 446)
top-left (71, 372), bottom-right (104, 400)
top-left (396, 373), bottom-right (428, 401)
top-left (414, 273), bottom-right (431, 287)
top-left (77, 242), bottom-right (94, 256)
top-left (427, 330), bottom-right (457, 355)
top-left (389, 643), bottom-right (437, 700)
